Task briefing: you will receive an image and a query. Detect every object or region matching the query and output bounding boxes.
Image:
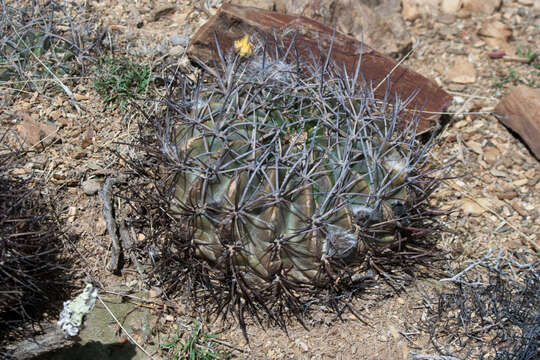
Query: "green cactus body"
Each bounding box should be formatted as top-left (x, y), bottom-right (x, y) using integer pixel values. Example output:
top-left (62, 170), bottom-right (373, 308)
top-left (168, 54), bottom-right (425, 288)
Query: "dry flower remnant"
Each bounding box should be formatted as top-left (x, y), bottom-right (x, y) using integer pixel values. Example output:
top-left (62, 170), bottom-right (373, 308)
top-left (124, 36), bottom-right (447, 338)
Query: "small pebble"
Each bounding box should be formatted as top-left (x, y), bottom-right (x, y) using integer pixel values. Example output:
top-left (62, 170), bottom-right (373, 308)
top-left (169, 45), bottom-right (184, 57)
top-left (454, 96), bottom-right (465, 104)
top-left (82, 178), bottom-right (101, 195)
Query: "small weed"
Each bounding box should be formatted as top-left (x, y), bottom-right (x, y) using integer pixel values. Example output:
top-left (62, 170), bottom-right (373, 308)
top-left (161, 320), bottom-right (231, 360)
top-left (492, 69), bottom-right (520, 88)
top-left (516, 46), bottom-right (540, 70)
top-left (517, 46), bottom-right (538, 64)
top-left (93, 56), bottom-right (151, 107)
top-left (491, 69), bottom-right (537, 88)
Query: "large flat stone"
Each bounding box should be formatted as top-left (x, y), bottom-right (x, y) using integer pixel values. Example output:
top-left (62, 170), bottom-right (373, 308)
top-left (187, 3), bottom-right (452, 135)
top-left (494, 86), bottom-right (540, 160)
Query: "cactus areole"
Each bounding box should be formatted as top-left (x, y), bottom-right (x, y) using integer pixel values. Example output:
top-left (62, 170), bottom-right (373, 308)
top-left (164, 39), bottom-right (441, 291)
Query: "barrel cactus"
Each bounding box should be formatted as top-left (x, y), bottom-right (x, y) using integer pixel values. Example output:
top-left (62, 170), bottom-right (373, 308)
top-left (131, 37), bottom-right (443, 329)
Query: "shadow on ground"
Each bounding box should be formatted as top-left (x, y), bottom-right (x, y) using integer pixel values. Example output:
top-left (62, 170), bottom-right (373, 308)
top-left (31, 340), bottom-right (138, 360)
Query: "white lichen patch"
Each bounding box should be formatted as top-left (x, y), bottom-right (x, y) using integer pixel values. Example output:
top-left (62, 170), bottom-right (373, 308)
top-left (57, 283), bottom-right (98, 337)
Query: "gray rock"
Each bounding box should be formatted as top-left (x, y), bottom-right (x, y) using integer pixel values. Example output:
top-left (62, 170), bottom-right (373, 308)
top-left (169, 45), bottom-right (184, 57)
top-left (170, 34), bottom-right (189, 46)
top-left (82, 178), bottom-right (101, 196)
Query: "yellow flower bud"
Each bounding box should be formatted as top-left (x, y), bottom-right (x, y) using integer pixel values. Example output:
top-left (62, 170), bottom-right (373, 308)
top-left (234, 35), bottom-right (253, 57)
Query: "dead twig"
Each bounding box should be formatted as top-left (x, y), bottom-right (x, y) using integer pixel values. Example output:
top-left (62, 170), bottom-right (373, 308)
top-left (119, 221), bottom-right (145, 277)
top-left (100, 177), bottom-right (121, 273)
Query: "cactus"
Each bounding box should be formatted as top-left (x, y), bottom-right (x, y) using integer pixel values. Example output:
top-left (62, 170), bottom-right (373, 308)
top-left (0, 131), bottom-right (63, 338)
top-left (130, 38), bottom-right (443, 331)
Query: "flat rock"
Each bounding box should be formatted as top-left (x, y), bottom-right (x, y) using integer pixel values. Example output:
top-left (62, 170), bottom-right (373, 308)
top-left (402, 0), bottom-right (441, 20)
top-left (332, 0), bottom-right (412, 56)
top-left (402, 0), bottom-right (421, 20)
top-left (483, 146), bottom-right (500, 165)
top-left (188, 3), bottom-right (452, 134)
top-left (439, 13), bottom-right (457, 24)
top-left (460, 198), bottom-right (490, 216)
top-left (170, 34), bottom-right (189, 46)
top-left (16, 118), bottom-right (57, 148)
top-left (478, 20), bottom-right (512, 41)
top-left (494, 86), bottom-right (540, 160)
top-left (462, 0), bottom-right (501, 14)
top-left (232, 0), bottom-right (276, 10)
top-left (447, 57), bottom-right (477, 83)
top-left (233, 0), bottom-right (412, 56)
top-left (168, 45), bottom-right (184, 57)
top-left (441, 0), bottom-right (463, 14)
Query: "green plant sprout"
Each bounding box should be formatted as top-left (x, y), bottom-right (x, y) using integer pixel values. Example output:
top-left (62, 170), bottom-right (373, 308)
top-left (161, 320), bottom-right (231, 360)
top-left (517, 46), bottom-right (538, 64)
top-left (492, 69), bottom-right (537, 88)
top-left (93, 56), bottom-right (151, 107)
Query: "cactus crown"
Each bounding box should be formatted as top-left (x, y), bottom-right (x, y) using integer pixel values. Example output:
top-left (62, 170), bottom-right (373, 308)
top-left (131, 36), bottom-right (443, 334)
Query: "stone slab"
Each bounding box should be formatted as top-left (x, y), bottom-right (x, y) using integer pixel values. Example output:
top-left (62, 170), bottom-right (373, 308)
top-left (187, 3), bottom-right (452, 134)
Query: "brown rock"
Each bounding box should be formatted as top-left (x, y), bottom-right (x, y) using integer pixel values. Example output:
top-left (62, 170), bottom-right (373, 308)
top-left (232, 0), bottom-right (276, 10)
top-left (441, 0), bottom-right (463, 14)
top-left (447, 83), bottom-right (466, 91)
top-left (478, 20), bottom-right (512, 42)
top-left (274, 0), bottom-right (332, 20)
top-left (334, 0), bottom-right (411, 56)
top-left (466, 140), bottom-right (483, 154)
top-left (511, 199), bottom-right (529, 217)
top-left (497, 190), bottom-right (517, 200)
top-left (494, 86), bottom-right (540, 160)
top-left (81, 127), bottom-right (94, 148)
top-left (447, 57), bottom-right (477, 84)
top-left (236, 0), bottom-right (412, 56)
top-left (460, 198), bottom-right (490, 216)
top-left (150, 4), bottom-right (176, 22)
top-left (188, 3), bottom-right (452, 134)
top-left (402, 0), bottom-right (441, 20)
top-left (462, 0), bottom-right (501, 14)
top-left (483, 145), bottom-right (499, 165)
top-left (73, 93), bottom-right (89, 101)
top-left (402, 0), bottom-right (421, 20)
top-left (16, 118), bottom-right (57, 148)
top-left (438, 13), bottom-right (457, 24)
